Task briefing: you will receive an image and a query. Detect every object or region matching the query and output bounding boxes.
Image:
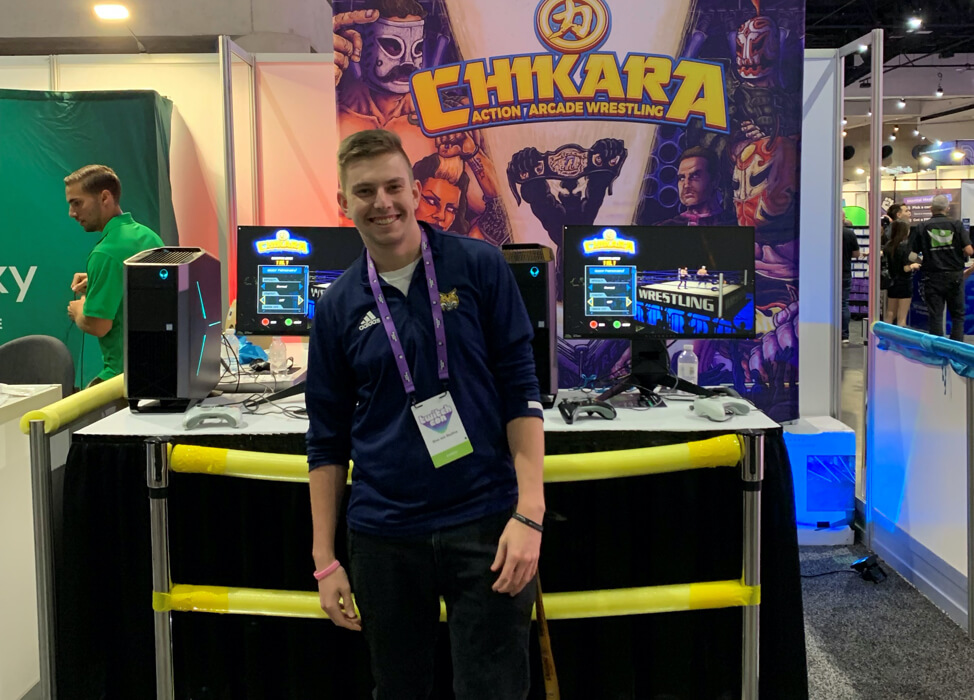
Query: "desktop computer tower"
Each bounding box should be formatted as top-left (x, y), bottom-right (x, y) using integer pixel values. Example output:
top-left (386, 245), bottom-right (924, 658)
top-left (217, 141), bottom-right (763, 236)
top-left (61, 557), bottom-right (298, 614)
top-left (501, 244), bottom-right (557, 408)
top-left (124, 247), bottom-right (222, 412)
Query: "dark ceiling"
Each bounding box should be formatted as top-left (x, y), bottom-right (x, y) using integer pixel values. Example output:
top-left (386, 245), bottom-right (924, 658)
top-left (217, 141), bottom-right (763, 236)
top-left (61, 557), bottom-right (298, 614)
top-left (805, 0), bottom-right (974, 84)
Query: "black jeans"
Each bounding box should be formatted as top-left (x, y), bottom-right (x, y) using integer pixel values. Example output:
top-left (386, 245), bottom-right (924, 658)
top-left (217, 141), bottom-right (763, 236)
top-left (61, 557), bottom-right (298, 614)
top-left (922, 270), bottom-right (967, 341)
top-left (348, 509), bottom-right (536, 700)
top-left (841, 276), bottom-right (851, 340)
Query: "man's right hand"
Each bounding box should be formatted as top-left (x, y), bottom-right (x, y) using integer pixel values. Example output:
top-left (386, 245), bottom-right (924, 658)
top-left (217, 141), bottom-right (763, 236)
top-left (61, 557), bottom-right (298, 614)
top-left (333, 9), bottom-right (379, 86)
top-left (71, 273), bottom-right (88, 295)
top-left (318, 565), bottom-right (362, 631)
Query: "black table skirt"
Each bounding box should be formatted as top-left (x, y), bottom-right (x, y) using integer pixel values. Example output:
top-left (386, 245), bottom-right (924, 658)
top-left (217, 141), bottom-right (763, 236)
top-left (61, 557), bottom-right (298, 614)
top-left (56, 429), bottom-right (807, 699)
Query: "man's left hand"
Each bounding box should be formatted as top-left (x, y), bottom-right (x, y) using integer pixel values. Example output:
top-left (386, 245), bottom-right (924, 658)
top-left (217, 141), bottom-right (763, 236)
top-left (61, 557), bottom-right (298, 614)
top-left (67, 299), bottom-right (83, 322)
top-left (490, 517), bottom-right (541, 596)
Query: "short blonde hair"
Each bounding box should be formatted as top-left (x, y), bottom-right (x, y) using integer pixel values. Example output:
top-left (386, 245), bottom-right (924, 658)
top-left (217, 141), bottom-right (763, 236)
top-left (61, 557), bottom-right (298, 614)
top-left (64, 164), bottom-right (122, 202)
top-left (337, 129), bottom-right (412, 190)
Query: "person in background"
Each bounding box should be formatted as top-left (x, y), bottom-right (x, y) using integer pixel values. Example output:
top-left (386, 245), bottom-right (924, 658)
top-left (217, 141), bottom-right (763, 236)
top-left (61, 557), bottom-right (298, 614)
top-left (841, 216), bottom-right (861, 345)
top-left (884, 220), bottom-right (919, 326)
top-left (913, 194), bottom-right (973, 340)
top-left (306, 129), bottom-right (544, 699)
top-left (884, 202), bottom-right (912, 245)
top-left (65, 165), bottom-right (163, 385)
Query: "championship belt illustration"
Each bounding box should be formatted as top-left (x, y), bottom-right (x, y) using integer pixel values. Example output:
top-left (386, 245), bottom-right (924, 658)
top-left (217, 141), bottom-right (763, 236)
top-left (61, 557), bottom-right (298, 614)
top-left (507, 142), bottom-right (628, 206)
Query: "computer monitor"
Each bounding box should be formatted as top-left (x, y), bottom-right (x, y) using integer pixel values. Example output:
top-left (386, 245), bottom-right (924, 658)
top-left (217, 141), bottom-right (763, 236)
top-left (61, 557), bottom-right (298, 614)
top-left (562, 224), bottom-right (756, 399)
top-left (235, 226), bottom-right (364, 335)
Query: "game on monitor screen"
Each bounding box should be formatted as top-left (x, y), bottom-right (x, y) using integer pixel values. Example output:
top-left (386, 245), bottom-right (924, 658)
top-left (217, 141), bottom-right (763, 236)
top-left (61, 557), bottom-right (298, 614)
top-left (563, 224), bottom-right (756, 400)
top-left (235, 226), bottom-right (364, 335)
top-left (563, 225), bottom-right (756, 341)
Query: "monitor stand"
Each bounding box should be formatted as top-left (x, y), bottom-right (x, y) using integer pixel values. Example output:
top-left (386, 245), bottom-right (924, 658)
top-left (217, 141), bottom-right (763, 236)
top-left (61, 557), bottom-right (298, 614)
top-left (599, 337), bottom-right (712, 406)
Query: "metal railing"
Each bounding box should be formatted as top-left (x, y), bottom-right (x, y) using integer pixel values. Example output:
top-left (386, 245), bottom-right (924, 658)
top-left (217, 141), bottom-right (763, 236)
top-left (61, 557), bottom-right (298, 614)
top-left (147, 432), bottom-right (766, 699)
top-left (20, 374), bottom-right (127, 700)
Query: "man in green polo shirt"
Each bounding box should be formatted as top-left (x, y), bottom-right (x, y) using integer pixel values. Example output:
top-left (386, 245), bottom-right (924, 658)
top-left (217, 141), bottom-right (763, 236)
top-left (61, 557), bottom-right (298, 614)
top-left (65, 165), bottom-right (164, 384)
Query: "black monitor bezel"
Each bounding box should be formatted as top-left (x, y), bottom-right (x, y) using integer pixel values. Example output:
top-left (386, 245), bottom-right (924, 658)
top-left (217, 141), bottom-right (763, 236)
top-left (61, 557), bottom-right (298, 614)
top-left (235, 225), bottom-right (363, 336)
top-left (562, 224), bottom-right (757, 341)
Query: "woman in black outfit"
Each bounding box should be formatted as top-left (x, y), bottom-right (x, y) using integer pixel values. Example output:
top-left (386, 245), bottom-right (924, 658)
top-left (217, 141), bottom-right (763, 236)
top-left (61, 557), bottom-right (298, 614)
top-left (884, 220), bottom-right (921, 326)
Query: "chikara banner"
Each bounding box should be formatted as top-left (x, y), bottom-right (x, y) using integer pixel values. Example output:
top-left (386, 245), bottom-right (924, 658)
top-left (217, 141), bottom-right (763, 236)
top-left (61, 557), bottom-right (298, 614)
top-left (333, 0), bottom-right (804, 420)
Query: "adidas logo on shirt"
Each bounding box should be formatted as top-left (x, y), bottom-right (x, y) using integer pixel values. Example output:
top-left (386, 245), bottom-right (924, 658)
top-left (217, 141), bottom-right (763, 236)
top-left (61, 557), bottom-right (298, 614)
top-left (358, 311), bottom-right (380, 331)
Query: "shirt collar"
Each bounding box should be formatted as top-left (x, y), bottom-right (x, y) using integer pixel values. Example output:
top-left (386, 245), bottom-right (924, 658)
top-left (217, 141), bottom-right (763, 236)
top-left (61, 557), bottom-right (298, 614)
top-left (358, 222), bottom-right (442, 287)
top-left (101, 212), bottom-right (134, 238)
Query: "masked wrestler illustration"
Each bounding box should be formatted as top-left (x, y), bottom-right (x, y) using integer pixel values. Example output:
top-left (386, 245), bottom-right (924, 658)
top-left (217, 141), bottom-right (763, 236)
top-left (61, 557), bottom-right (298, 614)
top-left (726, 11), bottom-right (801, 415)
top-left (333, 0), bottom-right (434, 160)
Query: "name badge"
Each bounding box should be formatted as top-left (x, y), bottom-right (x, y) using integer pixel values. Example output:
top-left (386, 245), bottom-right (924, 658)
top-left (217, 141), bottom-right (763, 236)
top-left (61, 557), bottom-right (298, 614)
top-left (411, 391), bottom-right (473, 468)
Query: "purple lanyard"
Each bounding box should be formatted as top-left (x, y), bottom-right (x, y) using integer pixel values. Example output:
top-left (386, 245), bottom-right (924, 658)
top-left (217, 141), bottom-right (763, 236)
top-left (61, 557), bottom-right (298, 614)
top-left (366, 229), bottom-right (449, 399)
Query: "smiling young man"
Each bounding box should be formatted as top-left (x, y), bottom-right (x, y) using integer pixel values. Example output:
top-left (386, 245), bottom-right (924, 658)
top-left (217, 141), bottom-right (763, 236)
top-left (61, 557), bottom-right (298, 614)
top-left (305, 129), bottom-right (545, 699)
top-left (65, 165), bottom-right (163, 384)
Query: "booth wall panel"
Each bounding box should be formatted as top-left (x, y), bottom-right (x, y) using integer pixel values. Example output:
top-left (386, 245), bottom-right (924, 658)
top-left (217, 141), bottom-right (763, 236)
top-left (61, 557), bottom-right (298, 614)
top-left (0, 58), bottom-right (50, 90)
top-left (1, 0), bottom-right (331, 54)
top-left (56, 57), bottom-right (225, 292)
top-left (255, 62), bottom-right (340, 229)
top-left (799, 51), bottom-right (841, 418)
top-left (870, 348), bottom-right (968, 577)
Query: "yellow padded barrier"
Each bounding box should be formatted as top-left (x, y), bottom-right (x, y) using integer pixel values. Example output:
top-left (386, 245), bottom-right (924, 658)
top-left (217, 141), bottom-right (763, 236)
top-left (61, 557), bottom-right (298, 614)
top-left (170, 434), bottom-right (742, 484)
top-left (155, 580), bottom-right (759, 620)
top-left (20, 374), bottom-right (125, 435)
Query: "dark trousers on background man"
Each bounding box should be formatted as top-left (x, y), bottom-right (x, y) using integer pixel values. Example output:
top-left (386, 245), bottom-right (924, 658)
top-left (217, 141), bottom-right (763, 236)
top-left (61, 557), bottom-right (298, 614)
top-left (923, 271), bottom-right (967, 341)
top-left (841, 277), bottom-right (851, 341)
top-left (348, 509), bottom-right (535, 700)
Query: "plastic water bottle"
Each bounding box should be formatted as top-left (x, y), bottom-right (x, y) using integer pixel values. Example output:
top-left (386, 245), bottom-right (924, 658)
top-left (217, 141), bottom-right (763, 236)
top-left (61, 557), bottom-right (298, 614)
top-left (222, 329), bottom-right (240, 372)
top-left (677, 344), bottom-right (698, 390)
top-left (269, 337), bottom-right (288, 374)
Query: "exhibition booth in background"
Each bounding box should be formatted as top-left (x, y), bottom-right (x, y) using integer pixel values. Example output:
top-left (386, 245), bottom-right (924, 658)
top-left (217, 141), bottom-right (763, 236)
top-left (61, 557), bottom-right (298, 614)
top-left (4, 7), bottom-right (974, 699)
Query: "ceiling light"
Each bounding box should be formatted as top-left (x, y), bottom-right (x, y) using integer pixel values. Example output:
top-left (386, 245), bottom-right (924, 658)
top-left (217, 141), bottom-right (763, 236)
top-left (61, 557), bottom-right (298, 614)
top-left (855, 168), bottom-right (865, 175)
top-left (907, 16), bottom-right (923, 31)
top-left (889, 134), bottom-right (896, 141)
top-left (893, 125), bottom-right (900, 132)
top-left (93, 3), bottom-right (129, 20)
top-left (913, 130), bottom-right (920, 136)
top-left (858, 44), bottom-right (868, 54)
top-left (842, 130), bottom-right (848, 137)
top-left (897, 98), bottom-right (907, 108)
top-left (935, 139), bottom-right (943, 146)
top-left (952, 150), bottom-right (965, 161)
top-left (921, 155), bottom-right (933, 165)
top-left (867, 110), bottom-right (872, 117)
top-left (936, 72), bottom-right (944, 97)
top-left (842, 118), bottom-right (848, 125)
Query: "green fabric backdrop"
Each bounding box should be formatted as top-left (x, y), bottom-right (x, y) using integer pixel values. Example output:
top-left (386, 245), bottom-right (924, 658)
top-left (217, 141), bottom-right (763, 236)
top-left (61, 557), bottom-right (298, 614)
top-left (0, 89), bottom-right (177, 387)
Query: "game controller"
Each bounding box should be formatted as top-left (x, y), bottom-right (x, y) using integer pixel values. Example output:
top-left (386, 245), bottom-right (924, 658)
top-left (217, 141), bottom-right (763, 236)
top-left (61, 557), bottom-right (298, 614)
top-left (690, 396), bottom-right (752, 422)
top-left (182, 405), bottom-right (243, 430)
top-left (558, 398), bottom-right (617, 425)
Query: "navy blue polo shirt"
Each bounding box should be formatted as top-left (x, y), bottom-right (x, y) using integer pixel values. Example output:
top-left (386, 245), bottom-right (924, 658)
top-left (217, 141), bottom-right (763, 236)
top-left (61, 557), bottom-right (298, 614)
top-left (305, 225), bottom-right (543, 536)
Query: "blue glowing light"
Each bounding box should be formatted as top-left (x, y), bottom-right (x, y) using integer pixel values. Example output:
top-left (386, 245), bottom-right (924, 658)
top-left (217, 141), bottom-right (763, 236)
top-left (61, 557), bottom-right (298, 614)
top-left (159, 269), bottom-right (169, 280)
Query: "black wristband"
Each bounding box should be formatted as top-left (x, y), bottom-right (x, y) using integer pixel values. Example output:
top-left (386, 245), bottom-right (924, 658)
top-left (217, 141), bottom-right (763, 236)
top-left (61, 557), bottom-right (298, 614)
top-left (512, 512), bottom-right (544, 533)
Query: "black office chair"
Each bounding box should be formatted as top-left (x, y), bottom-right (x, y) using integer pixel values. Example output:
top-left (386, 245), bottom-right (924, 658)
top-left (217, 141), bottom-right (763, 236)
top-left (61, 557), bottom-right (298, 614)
top-left (0, 334), bottom-right (75, 399)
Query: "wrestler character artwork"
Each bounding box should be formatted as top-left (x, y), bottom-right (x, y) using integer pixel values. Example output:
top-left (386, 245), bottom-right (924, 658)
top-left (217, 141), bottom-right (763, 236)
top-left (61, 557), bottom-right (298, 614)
top-left (507, 139), bottom-right (627, 299)
top-left (413, 131), bottom-right (512, 246)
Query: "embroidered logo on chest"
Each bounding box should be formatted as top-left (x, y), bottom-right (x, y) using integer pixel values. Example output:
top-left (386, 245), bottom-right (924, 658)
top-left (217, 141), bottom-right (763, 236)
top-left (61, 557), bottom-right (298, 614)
top-left (440, 288), bottom-right (460, 311)
top-left (358, 311), bottom-right (380, 331)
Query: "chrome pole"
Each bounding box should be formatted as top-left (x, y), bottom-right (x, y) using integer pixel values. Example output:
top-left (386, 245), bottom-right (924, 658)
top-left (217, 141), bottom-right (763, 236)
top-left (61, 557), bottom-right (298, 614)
top-left (29, 420), bottom-right (57, 700)
top-left (146, 438), bottom-right (174, 700)
top-left (742, 433), bottom-right (765, 700)
top-left (864, 27), bottom-right (885, 550)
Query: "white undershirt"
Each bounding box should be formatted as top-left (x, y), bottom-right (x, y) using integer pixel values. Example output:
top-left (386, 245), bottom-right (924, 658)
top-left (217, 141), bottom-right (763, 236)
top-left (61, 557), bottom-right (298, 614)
top-left (378, 258), bottom-right (420, 297)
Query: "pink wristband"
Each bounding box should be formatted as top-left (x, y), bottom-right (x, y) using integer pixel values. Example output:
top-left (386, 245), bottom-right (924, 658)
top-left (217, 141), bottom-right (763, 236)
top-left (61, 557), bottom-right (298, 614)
top-left (313, 560), bottom-right (341, 581)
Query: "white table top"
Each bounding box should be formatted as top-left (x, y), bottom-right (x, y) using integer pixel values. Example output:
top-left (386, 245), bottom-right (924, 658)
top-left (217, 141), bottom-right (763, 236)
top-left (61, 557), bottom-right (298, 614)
top-left (76, 390), bottom-right (778, 438)
top-left (0, 384), bottom-right (62, 425)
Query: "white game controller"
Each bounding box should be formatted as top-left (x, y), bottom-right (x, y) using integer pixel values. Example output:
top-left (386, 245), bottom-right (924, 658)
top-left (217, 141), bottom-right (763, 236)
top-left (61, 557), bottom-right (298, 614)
top-left (690, 396), bottom-right (752, 422)
top-left (182, 405), bottom-right (242, 430)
